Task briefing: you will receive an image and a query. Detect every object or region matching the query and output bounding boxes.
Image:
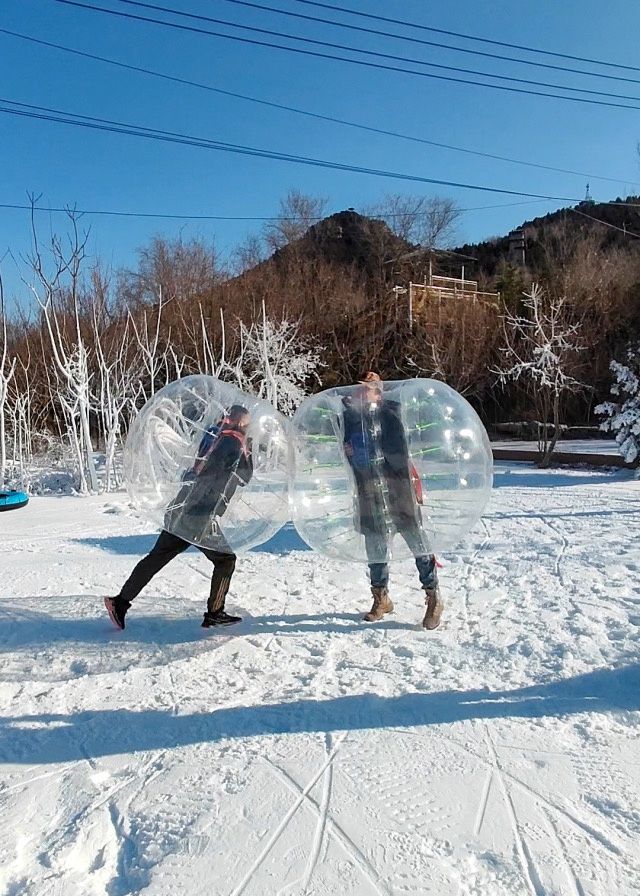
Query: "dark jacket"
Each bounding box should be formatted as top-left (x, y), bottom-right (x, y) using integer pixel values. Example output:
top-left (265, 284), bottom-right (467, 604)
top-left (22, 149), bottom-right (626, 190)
top-left (342, 397), bottom-right (419, 536)
top-left (165, 428), bottom-right (253, 543)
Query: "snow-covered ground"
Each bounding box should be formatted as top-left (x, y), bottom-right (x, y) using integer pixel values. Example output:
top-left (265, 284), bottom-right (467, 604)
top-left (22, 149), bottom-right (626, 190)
top-left (1, 464), bottom-right (639, 896)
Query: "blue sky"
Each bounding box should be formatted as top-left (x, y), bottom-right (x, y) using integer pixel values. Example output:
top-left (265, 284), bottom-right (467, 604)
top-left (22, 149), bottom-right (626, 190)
top-left (2, 0), bottom-right (640, 308)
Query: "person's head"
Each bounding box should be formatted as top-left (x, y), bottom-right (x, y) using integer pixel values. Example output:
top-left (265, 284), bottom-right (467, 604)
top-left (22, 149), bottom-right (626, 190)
top-left (226, 404), bottom-right (251, 434)
top-left (356, 370), bottom-right (383, 404)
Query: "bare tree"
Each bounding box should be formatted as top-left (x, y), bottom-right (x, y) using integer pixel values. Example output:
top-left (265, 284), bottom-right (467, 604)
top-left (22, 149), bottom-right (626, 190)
top-left (117, 235), bottom-right (221, 310)
top-left (368, 194), bottom-right (461, 248)
top-left (495, 283), bottom-right (587, 466)
top-left (406, 295), bottom-right (500, 397)
top-left (263, 190), bottom-right (328, 253)
top-left (231, 233), bottom-right (266, 274)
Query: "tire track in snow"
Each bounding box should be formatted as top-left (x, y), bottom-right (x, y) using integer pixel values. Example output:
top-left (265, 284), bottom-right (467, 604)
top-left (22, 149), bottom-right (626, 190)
top-left (504, 763), bottom-right (627, 860)
top-left (108, 800), bottom-right (145, 896)
top-left (0, 764), bottom-right (78, 796)
top-left (229, 733), bottom-right (348, 896)
top-left (547, 518), bottom-right (569, 588)
top-left (482, 725), bottom-right (546, 896)
top-left (473, 768), bottom-right (493, 837)
top-left (265, 750), bottom-right (391, 896)
top-left (410, 728), bottom-right (631, 866)
top-left (300, 732), bottom-right (335, 894)
top-left (541, 516), bottom-right (583, 620)
top-left (27, 771), bottom-right (139, 892)
top-left (272, 732), bottom-right (336, 896)
top-left (541, 806), bottom-right (586, 896)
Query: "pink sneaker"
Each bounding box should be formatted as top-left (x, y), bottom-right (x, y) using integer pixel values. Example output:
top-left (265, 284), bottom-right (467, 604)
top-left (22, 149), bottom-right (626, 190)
top-left (104, 596), bottom-right (127, 630)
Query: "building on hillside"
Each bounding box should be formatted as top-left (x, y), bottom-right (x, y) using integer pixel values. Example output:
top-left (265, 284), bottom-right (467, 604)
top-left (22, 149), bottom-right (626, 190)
top-left (508, 229), bottom-right (526, 266)
top-left (397, 268), bottom-right (500, 328)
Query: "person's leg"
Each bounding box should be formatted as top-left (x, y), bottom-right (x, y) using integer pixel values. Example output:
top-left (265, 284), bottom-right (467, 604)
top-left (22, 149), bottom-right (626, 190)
top-left (196, 529), bottom-right (239, 625)
top-left (363, 533), bottom-right (393, 621)
top-left (364, 532), bottom-right (389, 588)
top-left (200, 548), bottom-right (237, 616)
top-left (400, 526), bottom-right (438, 590)
top-left (106, 530), bottom-right (189, 629)
top-left (119, 530), bottom-right (189, 604)
top-left (400, 526), bottom-right (443, 630)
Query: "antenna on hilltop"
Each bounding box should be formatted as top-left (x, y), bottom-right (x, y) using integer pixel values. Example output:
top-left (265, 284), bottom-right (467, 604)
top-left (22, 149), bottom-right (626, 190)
top-left (579, 183), bottom-right (595, 207)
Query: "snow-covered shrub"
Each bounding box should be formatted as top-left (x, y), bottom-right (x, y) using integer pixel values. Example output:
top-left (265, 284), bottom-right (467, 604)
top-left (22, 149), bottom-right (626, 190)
top-left (596, 342), bottom-right (640, 466)
top-left (225, 303), bottom-right (323, 415)
top-left (494, 283), bottom-right (586, 466)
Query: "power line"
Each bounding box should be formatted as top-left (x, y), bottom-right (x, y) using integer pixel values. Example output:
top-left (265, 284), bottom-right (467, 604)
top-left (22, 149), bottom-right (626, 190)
top-left (4, 27), bottom-right (638, 187)
top-left (0, 198), bottom-right (554, 221)
top-left (217, 0), bottom-right (640, 87)
top-left (288, 0), bottom-right (640, 75)
top-left (0, 97), bottom-right (582, 201)
top-left (4, 202), bottom-right (638, 252)
top-left (50, 0), bottom-right (640, 111)
top-left (87, 0), bottom-right (640, 105)
top-left (571, 207), bottom-right (640, 238)
top-left (0, 202), bottom-right (299, 221)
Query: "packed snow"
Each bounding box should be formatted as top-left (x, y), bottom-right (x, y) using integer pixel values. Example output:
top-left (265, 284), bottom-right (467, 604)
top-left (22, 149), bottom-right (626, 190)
top-left (1, 464), bottom-right (639, 895)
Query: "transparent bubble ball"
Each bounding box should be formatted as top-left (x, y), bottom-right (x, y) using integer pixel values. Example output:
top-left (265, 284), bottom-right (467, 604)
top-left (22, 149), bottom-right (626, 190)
top-left (291, 378), bottom-right (493, 563)
top-left (124, 375), bottom-right (291, 553)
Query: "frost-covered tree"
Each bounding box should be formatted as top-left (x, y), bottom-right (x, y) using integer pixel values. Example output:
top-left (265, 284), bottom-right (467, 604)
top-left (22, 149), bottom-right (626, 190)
top-left (128, 286), bottom-right (171, 404)
top-left (8, 353), bottom-right (37, 482)
top-left (24, 203), bottom-right (99, 492)
top-left (596, 342), bottom-right (640, 467)
top-left (0, 271), bottom-right (17, 483)
top-left (495, 283), bottom-right (587, 466)
top-left (92, 311), bottom-right (143, 491)
top-left (226, 303), bottom-right (323, 414)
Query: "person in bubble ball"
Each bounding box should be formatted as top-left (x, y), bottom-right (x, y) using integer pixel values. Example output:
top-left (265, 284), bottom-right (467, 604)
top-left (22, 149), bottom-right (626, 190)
top-left (105, 404), bottom-right (253, 630)
top-left (342, 372), bottom-right (444, 629)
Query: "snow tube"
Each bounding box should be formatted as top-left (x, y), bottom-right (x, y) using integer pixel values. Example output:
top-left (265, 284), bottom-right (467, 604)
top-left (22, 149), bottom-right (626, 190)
top-left (0, 490), bottom-right (29, 512)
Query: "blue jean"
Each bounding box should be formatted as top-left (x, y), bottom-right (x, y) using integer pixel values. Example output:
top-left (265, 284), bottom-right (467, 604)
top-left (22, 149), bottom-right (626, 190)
top-left (365, 527), bottom-right (437, 590)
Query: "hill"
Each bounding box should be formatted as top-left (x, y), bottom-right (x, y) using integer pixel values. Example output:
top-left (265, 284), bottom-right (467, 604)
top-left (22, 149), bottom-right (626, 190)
top-left (451, 195), bottom-right (640, 280)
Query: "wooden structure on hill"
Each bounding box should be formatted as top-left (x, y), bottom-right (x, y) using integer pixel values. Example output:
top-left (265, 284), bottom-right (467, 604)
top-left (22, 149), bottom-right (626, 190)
top-left (395, 268), bottom-right (500, 328)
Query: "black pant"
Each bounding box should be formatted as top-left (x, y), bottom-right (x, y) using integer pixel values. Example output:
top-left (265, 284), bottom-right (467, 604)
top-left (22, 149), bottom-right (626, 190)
top-left (118, 529), bottom-right (236, 615)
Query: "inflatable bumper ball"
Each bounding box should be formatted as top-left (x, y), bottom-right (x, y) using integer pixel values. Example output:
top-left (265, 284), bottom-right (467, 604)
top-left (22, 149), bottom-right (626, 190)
top-left (124, 375), bottom-right (291, 553)
top-left (291, 377), bottom-right (492, 564)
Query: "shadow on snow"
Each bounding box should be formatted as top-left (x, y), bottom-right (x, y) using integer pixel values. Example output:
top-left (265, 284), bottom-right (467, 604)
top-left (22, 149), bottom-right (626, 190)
top-left (1, 664), bottom-right (638, 764)
top-left (0, 607), bottom-right (409, 651)
top-left (75, 523), bottom-right (310, 557)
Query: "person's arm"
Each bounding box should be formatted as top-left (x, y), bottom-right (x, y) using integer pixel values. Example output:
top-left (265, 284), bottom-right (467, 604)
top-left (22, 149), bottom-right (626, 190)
top-left (187, 436), bottom-right (238, 507)
top-left (235, 449), bottom-right (253, 486)
top-left (384, 407), bottom-right (409, 465)
top-left (342, 412), bottom-right (355, 465)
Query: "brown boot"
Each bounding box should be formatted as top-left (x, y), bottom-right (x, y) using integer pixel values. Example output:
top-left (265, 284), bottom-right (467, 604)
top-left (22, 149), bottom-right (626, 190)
top-left (422, 585), bottom-right (444, 630)
top-left (364, 586), bottom-right (394, 622)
